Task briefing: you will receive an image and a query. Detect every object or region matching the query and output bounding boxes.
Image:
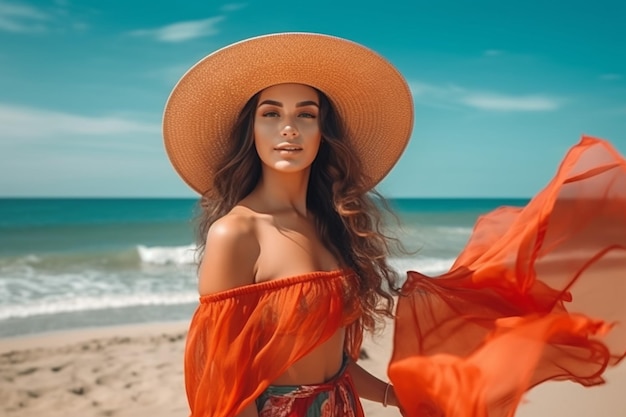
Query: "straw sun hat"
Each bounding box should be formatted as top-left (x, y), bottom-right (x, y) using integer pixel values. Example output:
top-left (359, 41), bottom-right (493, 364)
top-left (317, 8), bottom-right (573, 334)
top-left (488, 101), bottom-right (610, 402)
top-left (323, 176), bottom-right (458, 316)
top-left (163, 32), bottom-right (414, 195)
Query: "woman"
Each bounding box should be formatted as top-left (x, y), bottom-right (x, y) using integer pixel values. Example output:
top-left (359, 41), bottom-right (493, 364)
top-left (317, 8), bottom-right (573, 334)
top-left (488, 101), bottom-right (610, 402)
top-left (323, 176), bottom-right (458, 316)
top-left (164, 33), bottom-right (413, 416)
top-left (163, 33), bottom-right (626, 417)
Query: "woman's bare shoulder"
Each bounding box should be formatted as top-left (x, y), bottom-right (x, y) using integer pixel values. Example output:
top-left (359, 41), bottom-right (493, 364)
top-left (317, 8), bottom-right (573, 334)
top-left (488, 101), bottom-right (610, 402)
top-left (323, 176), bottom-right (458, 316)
top-left (197, 207), bottom-right (261, 295)
top-left (209, 206), bottom-right (259, 241)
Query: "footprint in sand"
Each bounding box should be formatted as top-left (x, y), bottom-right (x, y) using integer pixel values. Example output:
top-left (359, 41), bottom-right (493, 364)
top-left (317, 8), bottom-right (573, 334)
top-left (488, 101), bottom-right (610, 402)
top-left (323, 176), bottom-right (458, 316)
top-left (17, 367), bottom-right (38, 376)
top-left (69, 386), bottom-right (88, 396)
top-left (51, 363), bottom-right (69, 373)
top-left (26, 390), bottom-right (40, 398)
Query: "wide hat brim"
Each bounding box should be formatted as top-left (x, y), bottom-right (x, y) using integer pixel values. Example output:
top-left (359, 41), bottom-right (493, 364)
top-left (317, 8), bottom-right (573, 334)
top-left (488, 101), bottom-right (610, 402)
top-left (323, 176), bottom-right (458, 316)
top-left (163, 32), bottom-right (414, 195)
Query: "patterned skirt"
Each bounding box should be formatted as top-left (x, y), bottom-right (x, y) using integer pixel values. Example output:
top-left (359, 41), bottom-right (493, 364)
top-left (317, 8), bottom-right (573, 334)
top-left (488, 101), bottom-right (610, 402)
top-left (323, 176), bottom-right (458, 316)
top-left (255, 357), bottom-right (364, 417)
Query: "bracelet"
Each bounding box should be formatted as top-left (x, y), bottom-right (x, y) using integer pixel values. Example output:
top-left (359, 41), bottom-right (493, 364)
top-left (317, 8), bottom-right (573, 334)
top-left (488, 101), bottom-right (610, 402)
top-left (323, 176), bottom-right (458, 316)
top-left (382, 382), bottom-right (391, 407)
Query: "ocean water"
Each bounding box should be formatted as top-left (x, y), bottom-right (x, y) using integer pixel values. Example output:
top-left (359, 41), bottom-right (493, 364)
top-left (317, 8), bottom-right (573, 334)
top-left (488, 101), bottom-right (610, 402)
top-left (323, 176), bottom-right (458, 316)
top-left (0, 197), bottom-right (528, 338)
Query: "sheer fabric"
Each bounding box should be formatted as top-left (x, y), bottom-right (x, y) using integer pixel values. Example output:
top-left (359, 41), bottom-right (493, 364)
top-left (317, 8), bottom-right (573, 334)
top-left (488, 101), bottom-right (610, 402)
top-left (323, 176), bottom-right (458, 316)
top-left (185, 270), bottom-right (363, 417)
top-left (389, 136), bottom-right (626, 417)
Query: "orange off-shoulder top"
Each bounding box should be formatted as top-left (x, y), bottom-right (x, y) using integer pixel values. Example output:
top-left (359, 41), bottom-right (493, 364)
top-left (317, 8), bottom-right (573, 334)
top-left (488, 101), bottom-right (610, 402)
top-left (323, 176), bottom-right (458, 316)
top-left (185, 269), bottom-right (363, 417)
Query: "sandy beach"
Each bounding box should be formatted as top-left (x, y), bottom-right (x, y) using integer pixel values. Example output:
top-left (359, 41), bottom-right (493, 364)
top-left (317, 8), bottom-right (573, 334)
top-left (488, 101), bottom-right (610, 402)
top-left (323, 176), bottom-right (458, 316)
top-left (1, 321), bottom-right (624, 417)
top-left (0, 322), bottom-right (190, 417)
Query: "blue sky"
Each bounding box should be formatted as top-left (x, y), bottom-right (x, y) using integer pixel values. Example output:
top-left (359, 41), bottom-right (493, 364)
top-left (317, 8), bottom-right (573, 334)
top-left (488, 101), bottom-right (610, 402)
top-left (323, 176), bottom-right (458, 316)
top-left (0, 0), bottom-right (624, 198)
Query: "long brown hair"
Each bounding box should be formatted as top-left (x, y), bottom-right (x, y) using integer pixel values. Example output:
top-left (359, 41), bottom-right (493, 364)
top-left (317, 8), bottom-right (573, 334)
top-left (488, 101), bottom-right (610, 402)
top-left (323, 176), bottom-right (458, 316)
top-left (196, 87), bottom-right (402, 333)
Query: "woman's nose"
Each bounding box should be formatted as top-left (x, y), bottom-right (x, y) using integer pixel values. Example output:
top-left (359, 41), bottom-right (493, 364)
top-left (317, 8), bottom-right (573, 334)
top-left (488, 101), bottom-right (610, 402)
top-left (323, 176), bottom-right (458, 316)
top-left (281, 124), bottom-right (299, 137)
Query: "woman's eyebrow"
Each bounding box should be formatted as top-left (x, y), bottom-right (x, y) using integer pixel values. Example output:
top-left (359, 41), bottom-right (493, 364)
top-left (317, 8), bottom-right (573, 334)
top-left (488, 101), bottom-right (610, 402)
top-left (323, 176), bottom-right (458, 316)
top-left (257, 100), bottom-right (319, 108)
top-left (258, 99), bottom-right (282, 107)
top-left (296, 100), bottom-right (319, 108)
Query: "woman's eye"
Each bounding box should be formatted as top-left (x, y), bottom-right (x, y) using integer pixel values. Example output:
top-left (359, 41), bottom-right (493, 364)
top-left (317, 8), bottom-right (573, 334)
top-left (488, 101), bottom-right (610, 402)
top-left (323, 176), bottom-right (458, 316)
top-left (299, 112), bottom-right (316, 119)
top-left (262, 111), bottom-right (279, 117)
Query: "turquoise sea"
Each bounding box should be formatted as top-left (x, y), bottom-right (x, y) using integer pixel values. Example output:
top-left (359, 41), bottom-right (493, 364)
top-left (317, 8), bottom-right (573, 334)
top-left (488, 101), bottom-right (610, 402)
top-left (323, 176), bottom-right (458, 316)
top-left (0, 198), bottom-right (528, 338)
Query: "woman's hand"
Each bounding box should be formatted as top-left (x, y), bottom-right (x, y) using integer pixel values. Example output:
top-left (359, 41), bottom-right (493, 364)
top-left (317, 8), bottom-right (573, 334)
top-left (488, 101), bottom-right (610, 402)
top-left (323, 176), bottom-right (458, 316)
top-left (347, 360), bottom-right (406, 413)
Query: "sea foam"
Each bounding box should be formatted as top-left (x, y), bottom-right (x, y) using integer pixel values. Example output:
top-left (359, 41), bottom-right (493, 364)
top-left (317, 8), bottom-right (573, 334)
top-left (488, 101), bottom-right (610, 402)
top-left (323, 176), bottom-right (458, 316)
top-left (0, 292), bottom-right (199, 320)
top-left (137, 244), bottom-right (197, 265)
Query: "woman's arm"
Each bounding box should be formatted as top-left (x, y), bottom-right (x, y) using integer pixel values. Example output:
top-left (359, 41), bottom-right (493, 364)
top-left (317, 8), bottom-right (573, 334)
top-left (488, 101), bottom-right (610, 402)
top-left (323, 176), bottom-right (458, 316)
top-left (347, 360), bottom-right (402, 409)
top-left (197, 213), bottom-right (259, 295)
top-left (192, 213), bottom-right (261, 416)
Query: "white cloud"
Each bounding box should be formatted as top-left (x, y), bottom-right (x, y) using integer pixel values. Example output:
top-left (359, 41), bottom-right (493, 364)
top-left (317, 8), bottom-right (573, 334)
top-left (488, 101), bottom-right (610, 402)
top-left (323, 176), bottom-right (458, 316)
top-left (408, 80), bottom-right (561, 112)
top-left (221, 3), bottom-right (246, 12)
top-left (0, 103), bottom-right (160, 140)
top-left (0, 1), bottom-right (49, 33)
top-left (460, 94), bottom-right (559, 111)
top-left (408, 81), bottom-right (434, 96)
top-left (408, 81), bottom-right (465, 110)
top-left (130, 16), bottom-right (225, 43)
top-left (600, 73), bottom-right (622, 81)
top-left (0, 1), bottom-right (87, 34)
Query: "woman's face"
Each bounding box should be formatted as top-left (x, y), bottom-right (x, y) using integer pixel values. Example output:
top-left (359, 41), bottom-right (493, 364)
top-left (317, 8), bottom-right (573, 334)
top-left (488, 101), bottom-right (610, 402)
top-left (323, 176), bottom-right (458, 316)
top-left (254, 83), bottom-right (322, 176)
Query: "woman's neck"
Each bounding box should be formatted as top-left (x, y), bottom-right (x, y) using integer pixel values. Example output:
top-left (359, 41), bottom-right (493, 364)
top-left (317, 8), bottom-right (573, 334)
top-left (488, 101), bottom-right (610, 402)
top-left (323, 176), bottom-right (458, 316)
top-left (250, 170), bottom-right (311, 216)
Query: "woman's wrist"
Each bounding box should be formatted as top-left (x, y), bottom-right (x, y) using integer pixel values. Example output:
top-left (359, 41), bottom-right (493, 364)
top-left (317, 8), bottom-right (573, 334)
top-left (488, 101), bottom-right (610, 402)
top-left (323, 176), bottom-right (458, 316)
top-left (382, 382), bottom-right (391, 407)
top-left (382, 382), bottom-right (400, 407)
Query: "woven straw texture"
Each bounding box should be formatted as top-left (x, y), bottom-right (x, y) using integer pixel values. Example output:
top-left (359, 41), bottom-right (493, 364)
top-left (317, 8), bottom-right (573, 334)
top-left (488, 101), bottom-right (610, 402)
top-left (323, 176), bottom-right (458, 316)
top-left (163, 32), bottom-right (414, 194)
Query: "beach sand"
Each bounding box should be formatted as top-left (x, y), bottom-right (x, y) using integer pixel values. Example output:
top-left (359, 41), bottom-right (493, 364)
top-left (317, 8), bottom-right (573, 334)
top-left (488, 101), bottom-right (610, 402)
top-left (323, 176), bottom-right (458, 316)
top-left (1, 321), bottom-right (624, 417)
top-left (0, 322), bottom-right (189, 417)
